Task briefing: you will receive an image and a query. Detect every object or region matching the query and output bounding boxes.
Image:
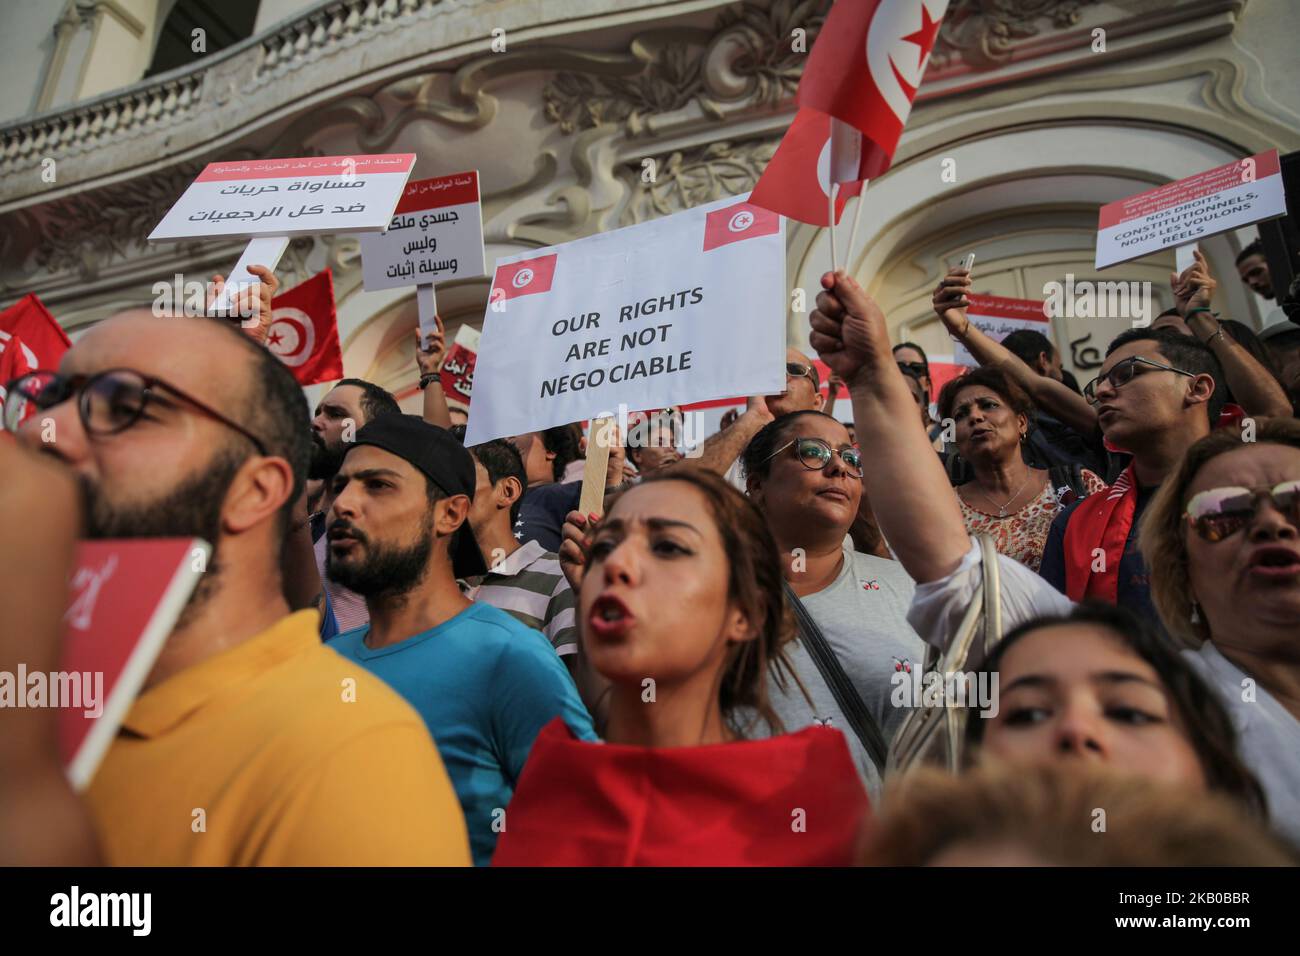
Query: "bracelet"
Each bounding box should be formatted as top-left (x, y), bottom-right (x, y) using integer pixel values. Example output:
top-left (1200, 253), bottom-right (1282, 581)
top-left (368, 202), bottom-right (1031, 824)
top-left (1201, 327), bottom-right (1225, 347)
top-left (1185, 307), bottom-right (1216, 318)
top-left (418, 372), bottom-right (440, 389)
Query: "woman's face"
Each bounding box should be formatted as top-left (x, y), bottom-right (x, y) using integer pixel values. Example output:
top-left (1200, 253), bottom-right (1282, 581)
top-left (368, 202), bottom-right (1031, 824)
top-left (950, 384), bottom-right (1025, 465)
top-left (580, 481), bottom-right (751, 688)
top-left (750, 416), bottom-right (861, 535)
top-left (1184, 443), bottom-right (1300, 644)
top-left (980, 624), bottom-right (1207, 790)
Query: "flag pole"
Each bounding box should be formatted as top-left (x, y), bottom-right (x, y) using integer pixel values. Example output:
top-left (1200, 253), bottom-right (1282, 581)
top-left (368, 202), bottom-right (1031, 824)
top-left (828, 183), bottom-right (839, 272)
top-left (846, 182), bottom-right (866, 268)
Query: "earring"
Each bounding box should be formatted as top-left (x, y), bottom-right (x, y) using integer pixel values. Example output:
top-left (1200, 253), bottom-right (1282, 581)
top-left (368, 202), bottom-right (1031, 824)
top-left (1190, 601), bottom-right (1201, 624)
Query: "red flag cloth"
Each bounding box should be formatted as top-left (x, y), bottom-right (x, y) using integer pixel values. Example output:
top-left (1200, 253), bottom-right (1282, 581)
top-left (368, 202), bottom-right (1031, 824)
top-left (0, 293), bottom-right (70, 372)
top-left (492, 254), bottom-right (559, 302)
top-left (0, 331), bottom-right (35, 428)
top-left (266, 270), bottom-right (344, 386)
top-left (1062, 464), bottom-right (1137, 603)
top-left (797, 0), bottom-right (949, 180)
top-left (702, 200), bottom-right (781, 251)
top-left (751, 109), bottom-right (865, 226)
top-left (492, 718), bottom-right (870, 866)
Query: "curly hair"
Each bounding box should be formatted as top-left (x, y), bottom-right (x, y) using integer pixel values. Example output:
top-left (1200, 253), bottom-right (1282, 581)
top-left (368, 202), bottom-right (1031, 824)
top-left (935, 365), bottom-right (1034, 423)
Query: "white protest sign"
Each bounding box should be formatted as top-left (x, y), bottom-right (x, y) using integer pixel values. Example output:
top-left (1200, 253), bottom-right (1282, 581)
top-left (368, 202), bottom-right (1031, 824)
top-left (464, 194), bottom-right (786, 446)
top-left (1095, 150), bottom-right (1287, 270)
top-left (148, 154), bottom-right (416, 241)
top-left (955, 294), bottom-right (1051, 366)
top-left (360, 170), bottom-right (486, 291)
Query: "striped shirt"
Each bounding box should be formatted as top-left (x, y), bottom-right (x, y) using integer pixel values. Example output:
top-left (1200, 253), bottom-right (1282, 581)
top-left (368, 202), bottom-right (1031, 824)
top-left (463, 539), bottom-right (578, 657)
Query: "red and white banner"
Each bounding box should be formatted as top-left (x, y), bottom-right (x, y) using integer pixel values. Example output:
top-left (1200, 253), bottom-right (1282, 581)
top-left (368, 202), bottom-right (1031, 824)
top-left (751, 110), bottom-right (866, 226)
top-left (466, 194), bottom-right (786, 446)
top-left (0, 293), bottom-right (69, 371)
top-left (267, 270), bottom-right (344, 386)
top-left (440, 324), bottom-right (480, 405)
top-left (1095, 150), bottom-right (1287, 270)
top-left (797, 0), bottom-right (949, 181)
top-left (360, 170), bottom-right (487, 291)
top-left (954, 294), bottom-right (1051, 366)
top-left (59, 538), bottom-right (209, 790)
top-left (149, 154), bottom-right (416, 241)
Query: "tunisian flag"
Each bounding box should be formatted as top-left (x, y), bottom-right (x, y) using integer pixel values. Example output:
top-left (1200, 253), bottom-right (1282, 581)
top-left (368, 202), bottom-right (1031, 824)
top-left (751, 109), bottom-right (866, 226)
top-left (797, 0), bottom-right (949, 181)
top-left (0, 293), bottom-right (70, 373)
top-left (266, 270), bottom-right (344, 386)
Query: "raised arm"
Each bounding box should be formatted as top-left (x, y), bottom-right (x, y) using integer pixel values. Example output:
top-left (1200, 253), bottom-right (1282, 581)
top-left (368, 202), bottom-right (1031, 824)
top-left (415, 320), bottom-right (453, 430)
top-left (809, 271), bottom-right (971, 583)
top-left (1175, 249), bottom-right (1292, 419)
top-left (674, 395), bottom-right (773, 476)
top-left (934, 268), bottom-right (1100, 439)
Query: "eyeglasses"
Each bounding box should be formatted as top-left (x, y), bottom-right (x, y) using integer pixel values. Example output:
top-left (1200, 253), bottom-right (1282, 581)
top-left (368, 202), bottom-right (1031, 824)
top-left (3, 368), bottom-right (268, 455)
top-left (761, 436), bottom-right (863, 478)
top-left (1184, 479), bottom-right (1300, 542)
top-left (1083, 356), bottom-right (1195, 406)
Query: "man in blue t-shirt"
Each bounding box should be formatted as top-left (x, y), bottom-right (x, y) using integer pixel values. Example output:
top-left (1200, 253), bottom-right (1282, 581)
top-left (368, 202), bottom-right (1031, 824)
top-left (323, 415), bottom-right (595, 865)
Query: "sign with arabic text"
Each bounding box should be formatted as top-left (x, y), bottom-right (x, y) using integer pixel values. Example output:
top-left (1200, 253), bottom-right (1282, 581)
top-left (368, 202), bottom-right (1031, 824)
top-left (359, 170), bottom-right (487, 291)
top-left (149, 154), bottom-right (416, 241)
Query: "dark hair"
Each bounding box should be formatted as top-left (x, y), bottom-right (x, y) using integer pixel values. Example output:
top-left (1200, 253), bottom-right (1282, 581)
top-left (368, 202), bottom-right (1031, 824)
top-left (966, 602), bottom-right (1268, 818)
top-left (740, 409), bottom-right (839, 484)
top-left (999, 330), bottom-right (1055, 369)
top-left (335, 378), bottom-right (400, 424)
top-left (541, 424), bottom-right (583, 483)
top-left (893, 341), bottom-right (930, 371)
top-left (936, 365), bottom-right (1034, 423)
top-left (1105, 326), bottom-right (1225, 424)
top-left (218, 321), bottom-right (312, 538)
top-left (469, 438), bottom-right (528, 527)
top-left (597, 469), bottom-right (802, 736)
top-left (1235, 239), bottom-right (1264, 266)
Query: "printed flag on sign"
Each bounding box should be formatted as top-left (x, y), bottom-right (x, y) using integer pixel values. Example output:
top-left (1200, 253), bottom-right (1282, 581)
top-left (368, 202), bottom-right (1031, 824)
top-left (267, 270), bottom-right (344, 386)
top-left (750, 109), bottom-right (866, 226)
top-left (0, 293), bottom-right (70, 372)
top-left (492, 254), bottom-right (559, 302)
top-left (702, 202), bottom-right (781, 251)
top-left (797, 0), bottom-right (949, 181)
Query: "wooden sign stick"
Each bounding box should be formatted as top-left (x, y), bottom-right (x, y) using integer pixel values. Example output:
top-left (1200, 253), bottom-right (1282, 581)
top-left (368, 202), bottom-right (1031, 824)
top-left (579, 416), bottom-right (615, 517)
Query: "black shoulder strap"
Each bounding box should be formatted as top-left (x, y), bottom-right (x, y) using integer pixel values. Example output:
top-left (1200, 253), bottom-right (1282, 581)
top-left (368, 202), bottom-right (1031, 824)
top-left (1048, 462), bottom-right (1087, 500)
top-left (782, 582), bottom-right (888, 773)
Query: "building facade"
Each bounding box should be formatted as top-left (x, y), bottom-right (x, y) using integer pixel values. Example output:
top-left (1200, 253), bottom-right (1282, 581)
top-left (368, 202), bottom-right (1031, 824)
top-left (2, 0), bottom-right (1297, 408)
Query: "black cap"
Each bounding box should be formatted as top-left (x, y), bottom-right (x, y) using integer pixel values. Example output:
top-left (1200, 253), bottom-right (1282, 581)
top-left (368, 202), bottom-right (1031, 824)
top-left (348, 414), bottom-right (487, 578)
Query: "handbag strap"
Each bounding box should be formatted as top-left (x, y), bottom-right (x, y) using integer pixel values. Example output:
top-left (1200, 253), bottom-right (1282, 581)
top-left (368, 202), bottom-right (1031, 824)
top-left (783, 581), bottom-right (888, 773)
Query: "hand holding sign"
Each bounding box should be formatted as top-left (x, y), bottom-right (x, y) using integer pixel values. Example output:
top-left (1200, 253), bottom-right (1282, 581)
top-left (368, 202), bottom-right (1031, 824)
top-left (208, 264), bottom-right (279, 343)
top-left (1171, 247), bottom-right (1217, 317)
top-left (809, 270), bottom-right (891, 388)
top-left (414, 317), bottom-right (446, 376)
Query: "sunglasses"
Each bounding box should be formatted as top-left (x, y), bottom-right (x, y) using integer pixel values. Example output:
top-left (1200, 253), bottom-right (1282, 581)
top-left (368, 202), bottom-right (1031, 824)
top-left (786, 361), bottom-right (817, 383)
top-left (1084, 356), bottom-right (1194, 406)
top-left (897, 361), bottom-right (929, 379)
top-left (1184, 479), bottom-right (1300, 542)
top-left (761, 436), bottom-right (863, 478)
top-left (3, 368), bottom-right (268, 455)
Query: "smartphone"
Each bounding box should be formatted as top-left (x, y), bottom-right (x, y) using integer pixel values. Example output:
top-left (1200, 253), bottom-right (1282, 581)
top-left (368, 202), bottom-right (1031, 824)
top-left (960, 253), bottom-right (976, 273)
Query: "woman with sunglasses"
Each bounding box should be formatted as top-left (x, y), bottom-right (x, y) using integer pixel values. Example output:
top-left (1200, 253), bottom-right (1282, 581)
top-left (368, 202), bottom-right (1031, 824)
top-left (739, 410), bottom-right (925, 797)
top-left (493, 469), bottom-right (869, 866)
top-left (807, 270), bottom-right (1300, 843)
top-left (935, 366), bottom-right (1106, 572)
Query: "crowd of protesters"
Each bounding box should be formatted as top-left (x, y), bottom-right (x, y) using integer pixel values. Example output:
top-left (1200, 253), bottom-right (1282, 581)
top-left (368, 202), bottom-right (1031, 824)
top-left (1, 236), bottom-right (1298, 868)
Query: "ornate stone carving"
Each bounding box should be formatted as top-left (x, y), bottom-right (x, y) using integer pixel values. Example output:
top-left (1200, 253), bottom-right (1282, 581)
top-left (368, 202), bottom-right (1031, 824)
top-left (933, 0), bottom-right (1102, 70)
top-left (617, 137), bottom-right (779, 226)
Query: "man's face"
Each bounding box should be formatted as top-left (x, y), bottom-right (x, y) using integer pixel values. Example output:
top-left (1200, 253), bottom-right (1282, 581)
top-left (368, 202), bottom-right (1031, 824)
top-left (894, 346), bottom-right (932, 395)
top-left (310, 385), bottom-right (367, 478)
top-left (326, 445), bottom-right (438, 598)
top-left (1237, 254), bottom-right (1273, 299)
top-left (17, 313), bottom-right (254, 545)
top-left (466, 457), bottom-right (500, 538)
top-left (766, 347), bottom-right (823, 418)
top-left (1044, 349), bottom-right (1064, 382)
top-left (1090, 340), bottom-right (1204, 449)
top-left (509, 431), bottom-right (555, 486)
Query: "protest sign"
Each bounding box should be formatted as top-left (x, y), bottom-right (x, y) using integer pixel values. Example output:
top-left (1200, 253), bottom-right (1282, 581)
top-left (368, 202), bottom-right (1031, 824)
top-left (149, 154), bottom-right (416, 242)
top-left (953, 294), bottom-right (1051, 366)
top-left (360, 171), bottom-right (486, 292)
top-left (463, 194), bottom-right (786, 447)
top-left (440, 323), bottom-right (480, 405)
top-left (58, 538), bottom-right (210, 790)
top-left (1095, 150), bottom-right (1287, 270)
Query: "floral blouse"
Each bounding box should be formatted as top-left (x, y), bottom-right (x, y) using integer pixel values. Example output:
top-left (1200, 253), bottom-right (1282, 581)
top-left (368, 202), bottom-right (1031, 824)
top-left (958, 470), bottom-right (1107, 572)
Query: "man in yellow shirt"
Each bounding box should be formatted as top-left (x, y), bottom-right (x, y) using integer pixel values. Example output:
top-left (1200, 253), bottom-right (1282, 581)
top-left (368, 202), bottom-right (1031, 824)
top-left (15, 301), bottom-right (469, 865)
